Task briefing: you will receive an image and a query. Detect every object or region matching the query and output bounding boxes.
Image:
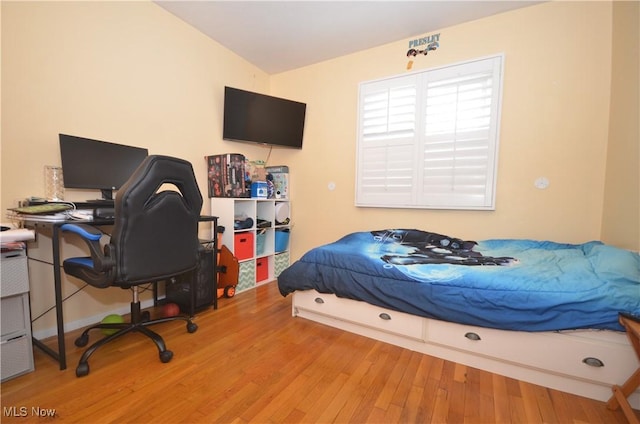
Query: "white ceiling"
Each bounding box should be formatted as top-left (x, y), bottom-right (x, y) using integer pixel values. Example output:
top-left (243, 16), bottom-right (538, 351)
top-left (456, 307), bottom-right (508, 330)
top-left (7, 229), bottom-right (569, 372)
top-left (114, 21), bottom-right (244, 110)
top-left (154, 1), bottom-right (542, 74)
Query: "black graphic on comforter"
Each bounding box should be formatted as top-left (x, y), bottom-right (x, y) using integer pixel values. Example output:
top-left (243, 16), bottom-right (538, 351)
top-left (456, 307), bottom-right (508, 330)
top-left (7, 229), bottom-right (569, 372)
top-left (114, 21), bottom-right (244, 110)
top-left (371, 229), bottom-right (516, 266)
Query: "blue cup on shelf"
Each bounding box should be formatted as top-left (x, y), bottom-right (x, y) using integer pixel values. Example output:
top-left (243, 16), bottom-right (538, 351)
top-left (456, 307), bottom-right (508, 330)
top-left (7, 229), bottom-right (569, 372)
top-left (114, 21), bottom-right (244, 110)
top-left (251, 182), bottom-right (267, 198)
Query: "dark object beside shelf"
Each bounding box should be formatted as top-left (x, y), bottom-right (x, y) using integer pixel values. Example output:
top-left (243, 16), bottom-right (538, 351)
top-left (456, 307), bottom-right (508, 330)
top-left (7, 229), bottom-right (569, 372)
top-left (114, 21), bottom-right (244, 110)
top-left (165, 247), bottom-right (216, 313)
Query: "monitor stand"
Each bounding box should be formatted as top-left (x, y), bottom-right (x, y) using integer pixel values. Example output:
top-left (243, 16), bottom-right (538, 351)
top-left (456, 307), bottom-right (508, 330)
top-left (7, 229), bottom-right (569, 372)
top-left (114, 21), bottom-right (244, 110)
top-left (99, 189), bottom-right (114, 202)
top-left (86, 189), bottom-right (115, 207)
top-left (88, 189), bottom-right (115, 204)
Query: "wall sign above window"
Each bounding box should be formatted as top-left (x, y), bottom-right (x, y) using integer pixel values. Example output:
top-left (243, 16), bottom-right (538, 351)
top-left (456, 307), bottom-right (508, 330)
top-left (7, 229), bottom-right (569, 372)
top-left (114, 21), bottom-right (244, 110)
top-left (406, 33), bottom-right (441, 70)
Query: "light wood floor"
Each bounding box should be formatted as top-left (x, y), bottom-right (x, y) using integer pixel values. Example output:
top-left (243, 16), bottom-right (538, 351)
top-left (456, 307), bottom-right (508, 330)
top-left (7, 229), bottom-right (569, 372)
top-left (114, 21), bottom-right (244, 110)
top-left (1, 281), bottom-right (635, 423)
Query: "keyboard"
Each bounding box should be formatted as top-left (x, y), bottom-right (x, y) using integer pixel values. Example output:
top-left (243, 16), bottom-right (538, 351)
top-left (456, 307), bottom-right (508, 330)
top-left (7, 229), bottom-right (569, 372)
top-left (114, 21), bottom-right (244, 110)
top-left (89, 199), bottom-right (115, 206)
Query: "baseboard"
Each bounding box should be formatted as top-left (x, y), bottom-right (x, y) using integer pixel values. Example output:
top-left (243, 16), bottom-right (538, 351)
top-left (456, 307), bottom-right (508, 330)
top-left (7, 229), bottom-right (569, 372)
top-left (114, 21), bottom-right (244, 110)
top-left (31, 297), bottom-right (159, 341)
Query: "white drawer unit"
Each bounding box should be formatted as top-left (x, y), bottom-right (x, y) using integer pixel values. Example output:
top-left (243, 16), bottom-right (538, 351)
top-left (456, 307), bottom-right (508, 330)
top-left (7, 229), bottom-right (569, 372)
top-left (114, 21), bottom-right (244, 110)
top-left (1, 251), bottom-right (34, 381)
top-left (427, 319), bottom-right (636, 387)
top-left (1, 253), bottom-right (30, 296)
top-left (294, 290), bottom-right (425, 340)
top-left (292, 289), bottom-right (640, 405)
top-left (1, 294), bottom-right (30, 336)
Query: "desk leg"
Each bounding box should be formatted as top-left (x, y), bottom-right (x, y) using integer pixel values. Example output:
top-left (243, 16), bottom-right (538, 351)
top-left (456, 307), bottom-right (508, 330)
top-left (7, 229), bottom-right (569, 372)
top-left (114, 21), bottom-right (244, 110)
top-left (51, 225), bottom-right (67, 370)
top-left (190, 269), bottom-right (196, 317)
top-left (29, 223), bottom-right (67, 370)
top-left (212, 228), bottom-right (218, 310)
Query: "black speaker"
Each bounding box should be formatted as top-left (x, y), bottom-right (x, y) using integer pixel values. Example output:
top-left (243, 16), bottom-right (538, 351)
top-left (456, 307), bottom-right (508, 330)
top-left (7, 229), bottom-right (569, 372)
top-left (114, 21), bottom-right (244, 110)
top-left (165, 247), bottom-right (215, 313)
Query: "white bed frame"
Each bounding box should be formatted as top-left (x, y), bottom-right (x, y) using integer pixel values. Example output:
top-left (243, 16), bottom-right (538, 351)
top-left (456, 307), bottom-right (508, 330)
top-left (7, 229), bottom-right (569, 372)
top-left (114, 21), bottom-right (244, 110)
top-left (292, 289), bottom-right (640, 407)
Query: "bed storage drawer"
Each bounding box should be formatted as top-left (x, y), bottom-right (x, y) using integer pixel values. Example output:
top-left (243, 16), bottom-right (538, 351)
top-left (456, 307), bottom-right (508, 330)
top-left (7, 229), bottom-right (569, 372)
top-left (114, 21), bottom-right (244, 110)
top-left (427, 320), bottom-right (635, 385)
top-left (294, 290), bottom-right (425, 340)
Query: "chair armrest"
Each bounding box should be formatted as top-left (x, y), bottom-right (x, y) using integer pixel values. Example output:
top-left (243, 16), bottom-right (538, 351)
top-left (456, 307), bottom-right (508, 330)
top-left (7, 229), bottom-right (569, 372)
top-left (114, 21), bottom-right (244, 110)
top-left (61, 224), bottom-right (115, 272)
top-left (61, 223), bottom-right (103, 241)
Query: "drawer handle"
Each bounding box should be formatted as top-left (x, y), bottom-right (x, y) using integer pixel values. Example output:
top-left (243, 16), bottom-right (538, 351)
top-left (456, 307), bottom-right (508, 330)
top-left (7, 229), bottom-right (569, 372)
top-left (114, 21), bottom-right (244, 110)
top-left (464, 332), bottom-right (481, 341)
top-left (582, 357), bottom-right (604, 367)
top-left (314, 297), bottom-right (324, 304)
top-left (379, 313), bottom-right (391, 321)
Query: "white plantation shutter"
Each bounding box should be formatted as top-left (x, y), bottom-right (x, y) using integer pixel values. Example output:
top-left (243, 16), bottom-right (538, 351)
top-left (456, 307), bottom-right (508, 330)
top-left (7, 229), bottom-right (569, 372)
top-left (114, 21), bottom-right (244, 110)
top-left (356, 75), bottom-right (419, 206)
top-left (356, 55), bottom-right (503, 209)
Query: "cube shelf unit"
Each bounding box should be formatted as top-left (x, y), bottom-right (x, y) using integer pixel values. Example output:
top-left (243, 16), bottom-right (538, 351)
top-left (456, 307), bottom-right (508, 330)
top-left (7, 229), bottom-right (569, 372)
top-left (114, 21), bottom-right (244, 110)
top-left (211, 198), bottom-right (291, 293)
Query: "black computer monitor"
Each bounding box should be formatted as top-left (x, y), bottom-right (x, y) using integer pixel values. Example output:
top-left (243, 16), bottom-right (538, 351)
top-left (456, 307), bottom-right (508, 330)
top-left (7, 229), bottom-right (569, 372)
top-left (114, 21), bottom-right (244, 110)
top-left (59, 134), bottom-right (149, 201)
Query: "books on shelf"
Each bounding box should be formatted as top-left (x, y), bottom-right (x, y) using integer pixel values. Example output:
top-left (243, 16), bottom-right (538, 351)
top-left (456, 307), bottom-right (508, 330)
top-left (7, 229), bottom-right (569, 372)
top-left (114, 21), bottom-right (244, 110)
top-left (207, 154), bottom-right (249, 198)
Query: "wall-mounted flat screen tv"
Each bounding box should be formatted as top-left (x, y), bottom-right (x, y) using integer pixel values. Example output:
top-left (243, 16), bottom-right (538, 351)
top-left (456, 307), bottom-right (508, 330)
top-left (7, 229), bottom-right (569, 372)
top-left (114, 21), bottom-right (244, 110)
top-left (223, 86), bottom-right (306, 149)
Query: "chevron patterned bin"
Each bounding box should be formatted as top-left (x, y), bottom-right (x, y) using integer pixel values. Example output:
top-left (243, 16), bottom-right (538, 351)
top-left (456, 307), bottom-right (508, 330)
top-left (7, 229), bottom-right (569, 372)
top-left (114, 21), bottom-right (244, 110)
top-left (274, 252), bottom-right (290, 278)
top-left (237, 260), bottom-right (256, 293)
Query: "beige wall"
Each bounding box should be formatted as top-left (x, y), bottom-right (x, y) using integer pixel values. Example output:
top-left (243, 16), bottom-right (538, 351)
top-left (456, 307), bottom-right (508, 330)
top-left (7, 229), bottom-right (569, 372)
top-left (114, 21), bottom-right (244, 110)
top-left (601, 1), bottom-right (640, 251)
top-left (272, 1), bottom-right (619, 256)
top-left (1, 1), bottom-right (273, 212)
top-left (0, 1), bottom-right (274, 334)
top-left (1, 1), bottom-right (636, 335)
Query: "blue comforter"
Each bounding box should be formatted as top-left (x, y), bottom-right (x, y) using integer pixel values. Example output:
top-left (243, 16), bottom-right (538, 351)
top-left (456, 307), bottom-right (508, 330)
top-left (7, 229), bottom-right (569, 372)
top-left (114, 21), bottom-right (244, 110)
top-left (277, 230), bottom-right (640, 332)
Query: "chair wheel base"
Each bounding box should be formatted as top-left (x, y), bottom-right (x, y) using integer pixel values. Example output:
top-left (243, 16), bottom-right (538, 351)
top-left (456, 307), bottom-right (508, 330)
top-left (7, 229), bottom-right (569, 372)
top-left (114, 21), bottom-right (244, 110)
top-left (73, 310), bottom-right (196, 377)
top-left (75, 334), bottom-right (89, 347)
top-left (160, 350), bottom-right (173, 363)
top-left (76, 362), bottom-right (89, 377)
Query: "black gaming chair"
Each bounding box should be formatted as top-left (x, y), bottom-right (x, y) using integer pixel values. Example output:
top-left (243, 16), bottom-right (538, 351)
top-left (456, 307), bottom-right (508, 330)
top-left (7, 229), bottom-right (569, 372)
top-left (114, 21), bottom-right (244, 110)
top-left (61, 155), bottom-right (202, 377)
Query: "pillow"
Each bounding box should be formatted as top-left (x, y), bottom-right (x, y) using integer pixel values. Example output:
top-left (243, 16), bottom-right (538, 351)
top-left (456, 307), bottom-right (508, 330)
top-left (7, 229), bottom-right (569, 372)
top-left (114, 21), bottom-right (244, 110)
top-left (587, 243), bottom-right (640, 283)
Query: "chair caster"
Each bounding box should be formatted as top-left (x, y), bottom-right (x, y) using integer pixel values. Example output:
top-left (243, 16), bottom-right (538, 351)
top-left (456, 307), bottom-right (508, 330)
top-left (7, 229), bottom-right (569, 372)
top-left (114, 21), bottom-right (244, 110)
top-left (142, 311), bottom-right (151, 321)
top-left (76, 362), bottom-right (90, 377)
top-left (75, 334), bottom-right (89, 347)
top-left (187, 322), bottom-right (198, 333)
top-left (160, 350), bottom-right (173, 363)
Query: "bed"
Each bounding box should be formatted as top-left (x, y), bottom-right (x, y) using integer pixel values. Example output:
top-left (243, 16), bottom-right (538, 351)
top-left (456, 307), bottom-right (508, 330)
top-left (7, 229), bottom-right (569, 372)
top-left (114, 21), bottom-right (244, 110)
top-left (278, 229), bottom-right (640, 405)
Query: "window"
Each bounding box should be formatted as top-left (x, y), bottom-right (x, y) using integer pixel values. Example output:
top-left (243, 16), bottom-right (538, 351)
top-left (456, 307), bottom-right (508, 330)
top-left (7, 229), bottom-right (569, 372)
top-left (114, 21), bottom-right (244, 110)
top-left (355, 55), bottom-right (503, 210)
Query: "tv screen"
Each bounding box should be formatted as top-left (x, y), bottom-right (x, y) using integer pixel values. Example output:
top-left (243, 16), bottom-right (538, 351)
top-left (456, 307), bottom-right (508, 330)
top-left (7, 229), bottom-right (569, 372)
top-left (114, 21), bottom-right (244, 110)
top-left (223, 86), bottom-right (306, 149)
top-left (59, 134), bottom-right (149, 201)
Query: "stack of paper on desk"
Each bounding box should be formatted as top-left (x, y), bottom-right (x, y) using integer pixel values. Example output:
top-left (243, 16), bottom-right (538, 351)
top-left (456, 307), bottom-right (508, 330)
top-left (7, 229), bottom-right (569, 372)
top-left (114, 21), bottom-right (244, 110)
top-left (6, 210), bottom-right (69, 222)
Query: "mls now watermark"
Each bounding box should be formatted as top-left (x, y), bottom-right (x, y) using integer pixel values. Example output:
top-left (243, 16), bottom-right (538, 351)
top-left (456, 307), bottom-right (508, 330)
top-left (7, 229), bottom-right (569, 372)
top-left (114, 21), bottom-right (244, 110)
top-left (3, 406), bottom-right (56, 418)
